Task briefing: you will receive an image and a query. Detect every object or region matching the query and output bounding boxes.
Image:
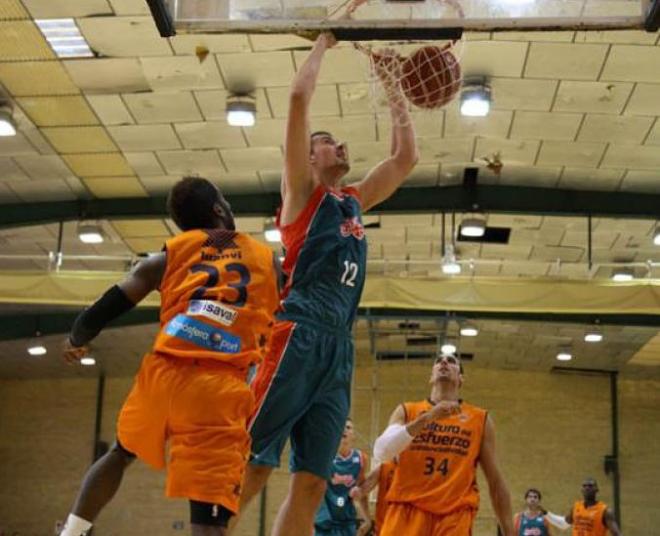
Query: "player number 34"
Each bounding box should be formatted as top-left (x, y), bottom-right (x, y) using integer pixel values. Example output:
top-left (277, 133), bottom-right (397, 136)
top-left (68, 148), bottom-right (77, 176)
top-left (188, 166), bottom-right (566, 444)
top-left (340, 260), bottom-right (359, 287)
top-left (423, 457), bottom-right (449, 476)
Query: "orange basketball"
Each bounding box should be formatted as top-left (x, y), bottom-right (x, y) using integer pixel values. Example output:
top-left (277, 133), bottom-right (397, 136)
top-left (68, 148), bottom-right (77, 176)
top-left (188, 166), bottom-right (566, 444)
top-left (400, 45), bottom-right (462, 109)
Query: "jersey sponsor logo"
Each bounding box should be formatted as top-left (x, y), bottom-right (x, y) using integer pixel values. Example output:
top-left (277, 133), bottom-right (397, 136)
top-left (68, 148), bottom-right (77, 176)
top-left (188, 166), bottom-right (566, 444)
top-left (331, 473), bottom-right (357, 487)
top-left (410, 421), bottom-right (473, 456)
top-left (187, 299), bottom-right (238, 326)
top-left (339, 217), bottom-right (365, 240)
top-left (165, 314), bottom-right (241, 353)
top-left (523, 527), bottom-right (544, 536)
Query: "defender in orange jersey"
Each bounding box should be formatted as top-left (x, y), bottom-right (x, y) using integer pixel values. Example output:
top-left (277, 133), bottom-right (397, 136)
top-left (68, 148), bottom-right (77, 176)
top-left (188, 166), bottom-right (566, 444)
top-left (58, 177), bottom-right (279, 536)
top-left (563, 478), bottom-right (622, 536)
top-left (372, 354), bottom-right (515, 536)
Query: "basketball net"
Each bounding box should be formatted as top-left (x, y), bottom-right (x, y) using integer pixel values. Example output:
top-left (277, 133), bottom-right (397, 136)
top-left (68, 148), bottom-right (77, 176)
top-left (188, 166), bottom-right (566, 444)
top-left (328, 0), bottom-right (465, 126)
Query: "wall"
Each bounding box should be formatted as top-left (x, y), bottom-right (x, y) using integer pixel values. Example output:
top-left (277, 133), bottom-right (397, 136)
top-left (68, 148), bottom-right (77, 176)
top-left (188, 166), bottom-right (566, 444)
top-left (0, 365), bottom-right (658, 535)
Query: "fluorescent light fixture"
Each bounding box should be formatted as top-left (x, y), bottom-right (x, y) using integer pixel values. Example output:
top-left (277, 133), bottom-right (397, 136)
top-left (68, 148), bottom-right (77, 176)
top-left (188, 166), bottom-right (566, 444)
top-left (0, 107), bottom-right (17, 137)
top-left (460, 81), bottom-right (491, 117)
top-left (264, 222), bottom-right (281, 243)
top-left (584, 330), bottom-right (603, 343)
top-left (460, 217), bottom-right (486, 238)
top-left (441, 244), bottom-right (461, 275)
top-left (78, 223), bottom-right (104, 244)
top-left (556, 351), bottom-right (572, 361)
top-left (80, 356), bottom-right (96, 366)
top-left (28, 344), bottom-right (47, 356)
top-left (35, 18), bottom-right (93, 58)
top-left (611, 268), bottom-right (634, 282)
top-left (441, 341), bottom-right (457, 355)
top-left (460, 324), bottom-right (479, 337)
top-left (226, 95), bottom-right (256, 127)
top-left (654, 227), bottom-right (660, 246)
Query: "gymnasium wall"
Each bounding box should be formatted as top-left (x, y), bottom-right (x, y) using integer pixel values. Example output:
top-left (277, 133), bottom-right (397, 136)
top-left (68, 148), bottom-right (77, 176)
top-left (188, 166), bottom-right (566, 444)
top-left (0, 365), bottom-right (658, 535)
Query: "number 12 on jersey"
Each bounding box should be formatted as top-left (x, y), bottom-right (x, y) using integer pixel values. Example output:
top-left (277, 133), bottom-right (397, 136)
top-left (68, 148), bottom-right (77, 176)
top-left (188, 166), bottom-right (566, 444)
top-left (340, 260), bottom-right (359, 287)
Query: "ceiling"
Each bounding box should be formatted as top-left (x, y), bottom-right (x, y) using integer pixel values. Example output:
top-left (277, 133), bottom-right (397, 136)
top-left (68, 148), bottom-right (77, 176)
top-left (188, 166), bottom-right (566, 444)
top-left (0, 0), bottom-right (658, 377)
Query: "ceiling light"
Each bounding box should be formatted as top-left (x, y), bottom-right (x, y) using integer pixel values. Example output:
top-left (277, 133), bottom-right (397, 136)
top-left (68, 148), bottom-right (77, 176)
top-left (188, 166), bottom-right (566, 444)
top-left (0, 106), bottom-right (17, 137)
top-left (460, 323), bottom-right (479, 337)
top-left (80, 356), bottom-right (96, 366)
top-left (35, 18), bottom-right (93, 58)
top-left (556, 350), bottom-right (572, 361)
top-left (611, 268), bottom-right (634, 282)
top-left (460, 80), bottom-right (491, 117)
top-left (78, 223), bottom-right (104, 244)
top-left (460, 217), bottom-right (486, 238)
top-left (441, 341), bottom-right (457, 355)
top-left (584, 330), bottom-right (603, 343)
top-left (441, 244), bottom-right (461, 275)
top-left (226, 95), bottom-right (256, 127)
top-left (264, 222), bottom-right (281, 243)
top-left (27, 344), bottom-right (47, 356)
top-left (654, 227), bottom-right (660, 246)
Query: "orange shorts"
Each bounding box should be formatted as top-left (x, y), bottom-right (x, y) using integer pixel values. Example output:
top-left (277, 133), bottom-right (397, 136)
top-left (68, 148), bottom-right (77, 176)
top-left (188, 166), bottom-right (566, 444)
top-left (380, 503), bottom-right (476, 536)
top-left (117, 352), bottom-right (253, 513)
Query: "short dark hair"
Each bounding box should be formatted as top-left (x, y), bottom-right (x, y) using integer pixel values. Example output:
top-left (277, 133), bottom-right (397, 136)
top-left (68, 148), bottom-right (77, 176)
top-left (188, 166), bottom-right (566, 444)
top-left (167, 176), bottom-right (222, 231)
top-left (310, 130), bottom-right (333, 140)
top-left (525, 488), bottom-right (542, 500)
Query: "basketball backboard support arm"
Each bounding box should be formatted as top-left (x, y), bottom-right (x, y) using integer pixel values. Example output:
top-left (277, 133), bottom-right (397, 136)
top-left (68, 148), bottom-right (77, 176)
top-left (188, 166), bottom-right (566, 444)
top-left (146, 0), bottom-right (176, 37)
top-left (646, 0), bottom-right (660, 30)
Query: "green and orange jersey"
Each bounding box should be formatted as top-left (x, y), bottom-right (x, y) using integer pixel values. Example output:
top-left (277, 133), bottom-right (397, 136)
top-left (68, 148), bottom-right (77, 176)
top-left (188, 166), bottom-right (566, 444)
top-left (152, 229), bottom-right (279, 369)
top-left (572, 501), bottom-right (608, 536)
top-left (385, 399), bottom-right (487, 516)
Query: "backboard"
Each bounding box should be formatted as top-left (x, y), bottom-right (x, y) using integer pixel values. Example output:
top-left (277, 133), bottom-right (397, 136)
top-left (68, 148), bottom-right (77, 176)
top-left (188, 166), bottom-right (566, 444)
top-left (148, 0), bottom-right (654, 37)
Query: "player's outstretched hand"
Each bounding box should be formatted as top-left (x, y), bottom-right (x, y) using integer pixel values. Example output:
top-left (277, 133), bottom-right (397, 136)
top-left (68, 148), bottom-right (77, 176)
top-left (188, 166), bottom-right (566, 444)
top-left (318, 31), bottom-right (337, 49)
top-left (427, 400), bottom-right (461, 420)
top-left (356, 518), bottom-right (373, 536)
top-left (63, 338), bottom-right (89, 365)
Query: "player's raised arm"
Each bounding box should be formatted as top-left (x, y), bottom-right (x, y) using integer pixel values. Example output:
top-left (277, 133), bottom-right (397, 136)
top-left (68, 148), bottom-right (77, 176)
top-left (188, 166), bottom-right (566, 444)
top-left (354, 51), bottom-right (418, 212)
top-left (282, 32), bottom-right (335, 205)
top-left (63, 253), bottom-right (166, 364)
top-left (479, 415), bottom-right (515, 536)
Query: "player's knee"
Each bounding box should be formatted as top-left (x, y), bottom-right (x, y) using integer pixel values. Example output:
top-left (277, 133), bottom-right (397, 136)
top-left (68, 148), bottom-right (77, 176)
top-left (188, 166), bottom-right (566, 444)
top-left (190, 500), bottom-right (232, 528)
top-left (111, 440), bottom-right (137, 465)
top-left (292, 472), bottom-right (327, 501)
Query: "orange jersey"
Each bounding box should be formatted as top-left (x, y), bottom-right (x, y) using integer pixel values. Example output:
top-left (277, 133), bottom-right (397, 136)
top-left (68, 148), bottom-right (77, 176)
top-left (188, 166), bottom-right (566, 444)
top-left (386, 399), bottom-right (487, 516)
top-left (152, 229), bottom-right (279, 369)
top-left (375, 461), bottom-right (397, 534)
top-left (572, 501), bottom-right (608, 536)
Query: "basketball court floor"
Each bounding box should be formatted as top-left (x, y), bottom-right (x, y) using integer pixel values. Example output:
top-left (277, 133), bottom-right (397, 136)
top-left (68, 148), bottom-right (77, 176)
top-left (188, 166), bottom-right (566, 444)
top-left (0, 0), bottom-right (659, 534)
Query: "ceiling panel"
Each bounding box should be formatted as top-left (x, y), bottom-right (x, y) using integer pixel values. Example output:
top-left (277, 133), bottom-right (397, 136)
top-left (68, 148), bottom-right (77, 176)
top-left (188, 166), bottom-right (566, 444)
top-left (619, 171), bottom-right (660, 193)
top-left (0, 132), bottom-right (38, 156)
top-left (444, 110), bottom-right (513, 138)
top-left (0, 0), bottom-right (29, 20)
top-left (243, 118), bottom-right (286, 147)
top-left (475, 138), bottom-right (540, 166)
top-left (461, 40), bottom-right (528, 78)
top-left (64, 59), bottom-right (150, 94)
top-left (170, 34), bottom-right (250, 55)
top-left (0, 61), bottom-right (78, 96)
top-left (112, 219), bottom-right (170, 238)
top-left (141, 56), bottom-right (225, 92)
top-left (174, 122), bottom-right (247, 150)
top-left (86, 95), bottom-right (135, 126)
top-left (138, 174), bottom-right (182, 195)
top-left (510, 111), bottom-right (583, 141)
top-left (576, 30), bottom-right (659, 45)
top-left (559, 167), bottom-right (624, 191)
top-left (0, 20), bottom-right (54, 61)
top-left (77, 16), bottom-right (171, 57)
top-left (157, 149), bottom-right (225, 176)
top-left (217, 172), bottom-right (264, 193)
top-left (8, 178), bottom-right (76, 202)
top-left (123, 236), bottom-right (169, 253)
top-left (498, 165), bottom-right (562, 187)
top-left (63, 153), bottom-right (133, 177)
top-left (268, 84), bottom-right (340, 118)
top-left (220, 147), bottom-right (282, 173)
top-left (525, 42), bottom-right (608, 80)
top-left (578, 114), bottom-right (655, 144)
top-left (312, 115), bottom-right (377, 143)
top-left (490, 78), bottom-right (558, 112)
top-left (601, 45), bottom-right (660, 83)
top-left (108, 0), bottom-right (150, 15)
top-left (82, 176), bottom-right (147, 198)
top-left (107, 124), bottom-right (181, 152)
top-left (124, 152), bottom-right (164, 176)
top-left (293, 48), bottom-right (366, 84)
top-left (0, 157), bottom-right (30, 182)
top-left (12, 154), bottom-right (74, 180)
top-left (531, 245), bottom-right (584, 263)
top-left (16, 96), bottom-right (98, 127)
top-left (122, 92), bottom-right (202, 124)
top-left (601, 145), bottom-right (660, 170)
top-left (624, 83), bottom-right (660, 116)
top-left (21, 0), bottom-right (111, 18)
top-left (249, 33), bottom-right (314, 52)
top-left (194, 89), bottom-right (271, 121)
top-left (645, 120), bottom-right (660, 146)
top-left (339, 83), bottom-right (383, 116)
top-left (217, 51), bottom-right (296, 88)
top-left (537, 140), bottom-right (606, 167)
top-left (553, 81), bottom-right (633, 114)
top-left (41, 126), bottom-right (117, 154)
top-left (418, 137), bottom-right (473, 164)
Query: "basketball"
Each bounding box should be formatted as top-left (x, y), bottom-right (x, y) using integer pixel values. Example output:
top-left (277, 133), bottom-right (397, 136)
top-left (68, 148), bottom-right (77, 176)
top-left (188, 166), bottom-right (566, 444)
top-left (400, 45), bottom-right (462, 109)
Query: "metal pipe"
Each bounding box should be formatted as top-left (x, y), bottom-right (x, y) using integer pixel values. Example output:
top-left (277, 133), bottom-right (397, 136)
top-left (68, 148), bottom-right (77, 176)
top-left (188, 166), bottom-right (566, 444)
top-left (93, 373), bottom-right (105, 461)
top-left (588, 215), bottom-right (593, 272)
top-left (609, 372), bottom-right (621, 527)
top-left (258, 486), bottom-right (267, 536)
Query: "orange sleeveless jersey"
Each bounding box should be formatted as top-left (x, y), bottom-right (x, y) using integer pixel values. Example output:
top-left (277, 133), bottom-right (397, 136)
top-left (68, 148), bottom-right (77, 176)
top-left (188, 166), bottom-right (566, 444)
top-left (385, 399), bottom-right (487, 516)
top-left (572, 501), bottom-right (608, 536)
top-left (152, 229), bottom-right (279, 369)
top-left (375, 461), bottom-right (397, 534)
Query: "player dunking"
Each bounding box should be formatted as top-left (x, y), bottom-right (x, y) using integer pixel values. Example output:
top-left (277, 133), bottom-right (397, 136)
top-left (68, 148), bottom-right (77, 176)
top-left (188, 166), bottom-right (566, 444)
top-left (373, 354), bottom-right (515, 536)
top-left (314, 419), bottom-right (371, 536)
top-left (59, 177), bottom-right (279, 536)
top-left (230, 32), bottom-right (418, 536)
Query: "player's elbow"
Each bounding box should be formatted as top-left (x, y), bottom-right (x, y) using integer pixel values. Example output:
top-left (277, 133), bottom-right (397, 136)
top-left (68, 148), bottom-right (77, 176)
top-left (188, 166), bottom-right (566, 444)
top-left (392, 149), bottom-right (419, 176)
